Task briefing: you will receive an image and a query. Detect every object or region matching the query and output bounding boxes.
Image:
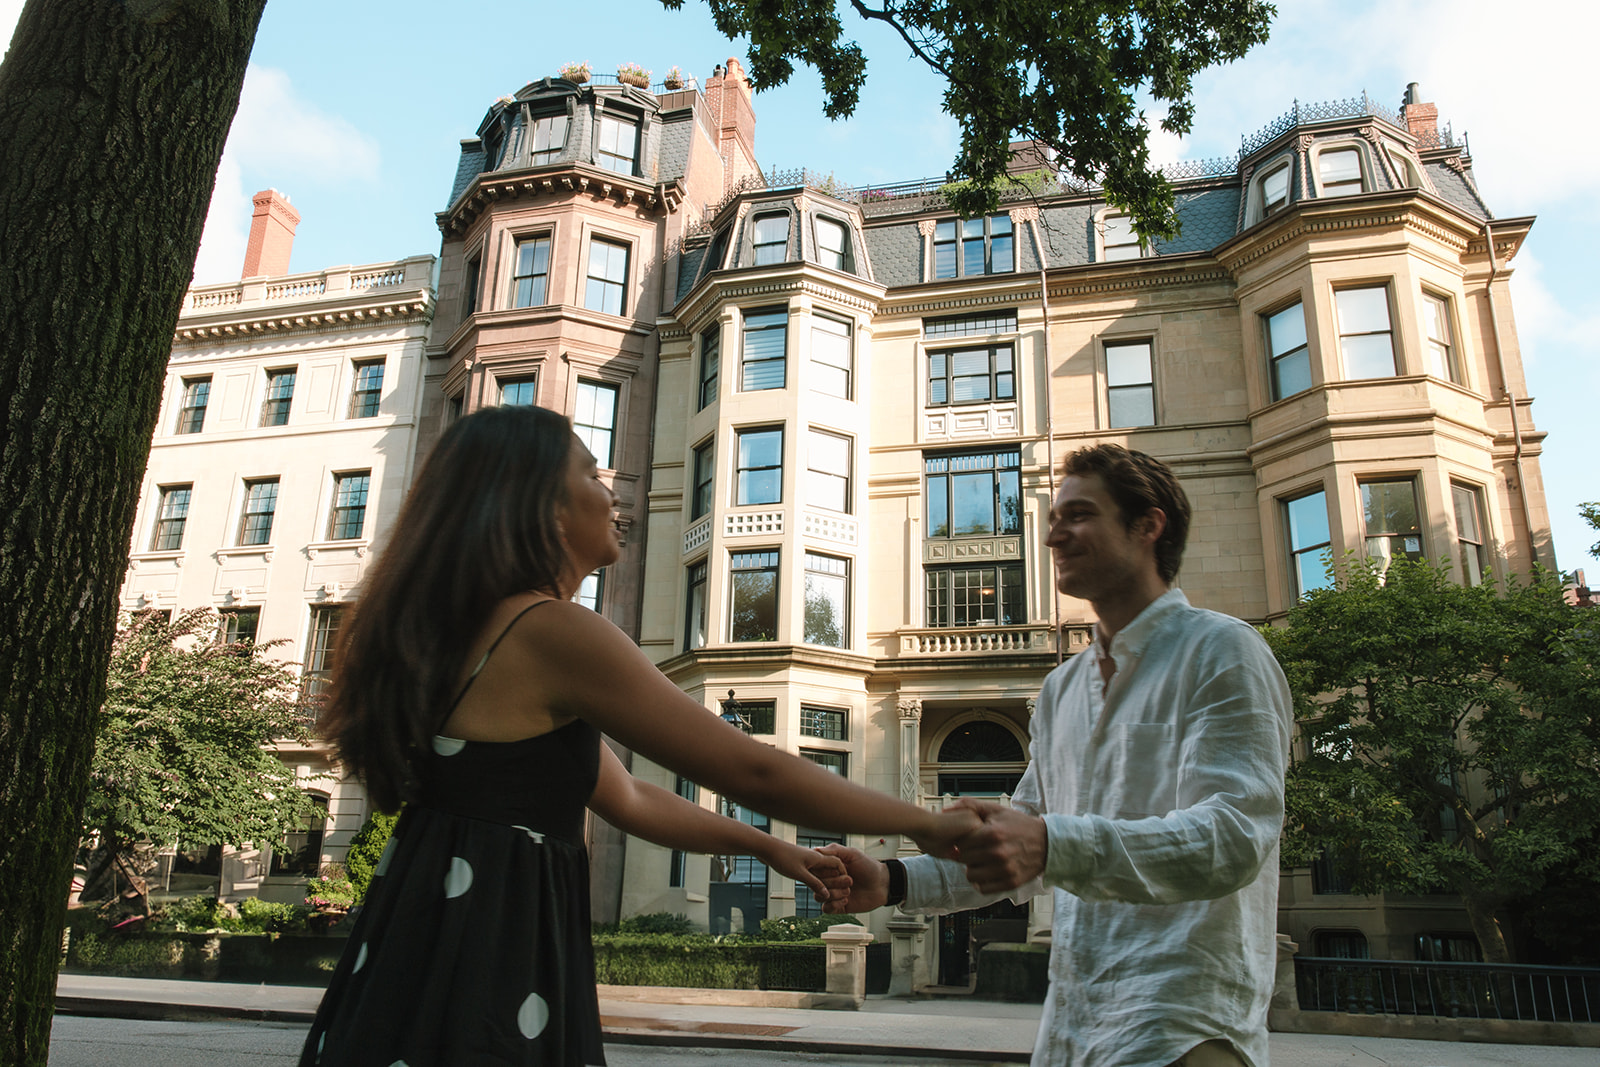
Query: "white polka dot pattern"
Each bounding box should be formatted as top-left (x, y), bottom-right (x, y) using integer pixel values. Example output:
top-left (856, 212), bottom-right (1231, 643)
top-left (432, 735), bottom-right (467, 756)
top-left (353, 942), bottom-right (368, 973)
top-left (376, 837), bottom-right (396, 877)
top-left (444, 856), bottom-right (474, 898)
top-left (517, 992), bottom-right (550, 1038)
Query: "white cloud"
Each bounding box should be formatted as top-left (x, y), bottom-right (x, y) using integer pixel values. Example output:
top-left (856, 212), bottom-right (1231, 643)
top-left (0, 0), bottom-right (22, 54)
top-left (226, 65), bottom-right (380, 181)
top-left (190, 64), bottom-right (381, 284)
top-left (190, 154), bottom-right (250, 286)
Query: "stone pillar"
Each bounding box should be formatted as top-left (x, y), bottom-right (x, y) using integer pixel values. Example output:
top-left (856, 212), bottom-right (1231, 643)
top-left (887, 912), bottom-right (931, 995)
top-left (896, 697), bottom-right (923, 810)
top-left (1272, 933), bottom-right (1300, 1011)
top-left (821, 923), bottom-right (876, 1008)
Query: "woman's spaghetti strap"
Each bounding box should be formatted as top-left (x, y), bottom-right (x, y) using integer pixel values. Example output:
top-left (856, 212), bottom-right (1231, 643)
top-left (444, 599), bottom-right (555, 715)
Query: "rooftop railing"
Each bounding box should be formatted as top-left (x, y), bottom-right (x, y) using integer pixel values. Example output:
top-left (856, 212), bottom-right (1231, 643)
top-left (719, 93), bottom-right (1462, 220)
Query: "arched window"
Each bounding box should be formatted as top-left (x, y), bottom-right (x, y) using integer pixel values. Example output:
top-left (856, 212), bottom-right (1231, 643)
top-left (938, 720), bottom-right (1024, 763)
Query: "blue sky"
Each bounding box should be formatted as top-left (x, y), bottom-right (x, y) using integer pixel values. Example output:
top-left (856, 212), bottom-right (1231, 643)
top-left (4, 0), bottom-right (1595, 572)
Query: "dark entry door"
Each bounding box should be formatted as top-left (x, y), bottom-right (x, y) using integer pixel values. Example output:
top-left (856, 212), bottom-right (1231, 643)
top-left (938, 896), bottom-right (1029, 986)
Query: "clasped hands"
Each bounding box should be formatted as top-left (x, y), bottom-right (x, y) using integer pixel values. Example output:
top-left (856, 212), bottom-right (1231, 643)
top-left (810, 799), bottom-right (1048, 914)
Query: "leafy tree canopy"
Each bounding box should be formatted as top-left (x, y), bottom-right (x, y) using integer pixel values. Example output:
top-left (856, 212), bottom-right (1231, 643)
top-left (84, 609), bottom-right (315, 874)
top-left (683, 0), bottom-right (1275, 237)
top-left (1580, 501), bottom-right (1600, 560)
top-left (1263, 559), bottom-right (1600, 964)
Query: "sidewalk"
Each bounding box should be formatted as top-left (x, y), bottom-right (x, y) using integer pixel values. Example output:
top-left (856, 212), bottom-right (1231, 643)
top-left (55, 975), bottom-right (1040, 1061)
top-left (54, 975), bottom-right (1600, 1065)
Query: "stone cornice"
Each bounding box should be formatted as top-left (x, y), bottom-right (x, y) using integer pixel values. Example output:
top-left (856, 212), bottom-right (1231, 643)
top-left (673, 266), bottom-right (885, 332)
top-left (438, 164), bottom-right (684, 236)
top-left (1215, 192), bottom-right (1497, 274)
top-left (174, 258), bottom-right (435, 345)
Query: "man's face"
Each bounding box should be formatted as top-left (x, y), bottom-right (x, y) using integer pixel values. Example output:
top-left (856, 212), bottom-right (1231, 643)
top-left (1045, 472), bottom-right (1160, 604)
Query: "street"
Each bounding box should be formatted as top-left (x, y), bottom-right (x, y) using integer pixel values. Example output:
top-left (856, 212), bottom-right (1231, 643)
top-left (46, 1015), bottom-right (1600, 1066)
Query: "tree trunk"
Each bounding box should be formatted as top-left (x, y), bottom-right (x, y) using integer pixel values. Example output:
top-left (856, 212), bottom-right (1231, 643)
top-left (0, 3), bottom-right (265, 1063)
top-left (1459, 886), bottom-right (1512, 965)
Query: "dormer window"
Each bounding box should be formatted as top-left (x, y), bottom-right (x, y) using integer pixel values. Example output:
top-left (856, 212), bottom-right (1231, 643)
top-left (1317, 148), bottom-right (1364, 197)
top-left (933, 215), bottom-right (1014, 279)
top-left (1262, 164), bottom-right (1290, 215)
top-left (530, 114), bottom-right (568, 165)
top-left (596, 114), bottom-right (638, 174)
top-left (753, 213), bottom-right (790, 266)
top-left (815, 216), bottom-right (850, 271)
top-left (1100, 213), bottom-right (1143, 261)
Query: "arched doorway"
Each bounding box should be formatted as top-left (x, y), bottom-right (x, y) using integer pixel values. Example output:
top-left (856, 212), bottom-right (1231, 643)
top-left (930, 717), bottom-right (1030, 986)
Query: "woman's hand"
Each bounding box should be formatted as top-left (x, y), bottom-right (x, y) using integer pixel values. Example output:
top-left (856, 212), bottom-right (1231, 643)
top-left (909, 806), bottom-right (983, 860)
top-left (762, 840), bottom-right (853, 904)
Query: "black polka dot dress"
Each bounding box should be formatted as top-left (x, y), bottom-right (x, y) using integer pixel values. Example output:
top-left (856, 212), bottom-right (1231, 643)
top-left (300, 718), bottom-right (606, 1065)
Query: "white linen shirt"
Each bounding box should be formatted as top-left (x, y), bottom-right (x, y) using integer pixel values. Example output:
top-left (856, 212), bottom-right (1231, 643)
top-left (903, 589), bottom-right (1291, 1067)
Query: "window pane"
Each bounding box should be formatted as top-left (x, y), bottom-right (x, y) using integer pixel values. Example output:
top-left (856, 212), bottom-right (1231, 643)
top-left (997, 469), bottom-right (1020, 534)
top-left (1268, 303), bottom-right (1307, 356)
top-left (803, 554), bottom-right (848, 647)
top-left (531, 115), bottom-right (567, 163)
top-left (1274, 349), bottom-right (1312, 398)
top-left (329, 472), bottom-right (370, 540)
top-left (1336, 287), bottom-right (1391, 335)
top-left (500, 378), bottom-right (537, 406)
top-left (816, 218), bottom-right (847, 270)
top-left (811, 316), bottom-right (851, 398)
top-left (927, 474), bottom-right (948, 537)
top-left (737, 430), bottom-right (782, 506)
top-left (585, 239), bottom-right (628, 316)
top-left (574, 381), bottom-right (619, 467)
top-left (513, 237), bottom-right (550, 307)
top-left (1319, 149), bottom-right (1362, 189)
top-left (933, 240), bottom-right (957, 279)
top-left (990, 231), bottom-right (1013, 273)
top-left (1263, 166), bottom-right (1289, 210)
top-left (1341, 333), bottom-right (1397, 379)
top-left (1109, 386), bottom-right (1155, 428)
top-left (1105, 342), bottom-right (1152, 387)
top-left (685, 561), bottom-right (708, 649)
top-left (962, 234), bottom-right (985, 276)
top-left (1286, 492), bottom-right (1331, 550)
top-left (753, 214), bottom-right (790, 265)
top-left (951, 472), bottom-right (995, 535)
top-left (1362, 480), bottom-right (1423, 565)
top-left (800, 705), bottom-right (846, 740)
top-left (730, 552), bottom-right (779, 641)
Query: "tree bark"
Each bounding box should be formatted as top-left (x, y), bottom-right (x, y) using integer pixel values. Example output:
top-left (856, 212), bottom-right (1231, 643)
top-left (0, 2), bottom-right (265, 1063)
top-left (1459, 885), bottom-right (1512, 965)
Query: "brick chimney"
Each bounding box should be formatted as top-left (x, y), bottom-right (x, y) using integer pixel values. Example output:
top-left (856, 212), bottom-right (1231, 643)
top-left (1401, 83), bottom-right (1439, 147)
top-left (241, 188), bottom-right (301, 279)
top-left (705, 58), bottom-right (758, 187)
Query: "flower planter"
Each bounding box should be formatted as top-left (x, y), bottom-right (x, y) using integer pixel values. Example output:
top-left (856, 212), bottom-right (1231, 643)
top-left (618, 73), bottom-right (649, 89)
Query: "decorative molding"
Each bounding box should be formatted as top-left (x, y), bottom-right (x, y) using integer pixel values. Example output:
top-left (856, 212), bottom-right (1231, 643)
top-left (916, 219), bottom-right (938, 238)
top-left (683, 517), bottom-right (712, 554)
top-left (1008, 205), bottom-right (1040, 224)
top-left (897, 698), bottom-right (923, 722)
top-left (725, 510), bottom-right (783, 537)
top-left (803, 511), bottom-right (857, 546)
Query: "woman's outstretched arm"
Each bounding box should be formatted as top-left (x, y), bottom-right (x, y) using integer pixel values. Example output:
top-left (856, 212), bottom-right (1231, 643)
top-left (586, 742), bottom-right (851, 902)
top-left (525, 601), bottom-right (977, 854)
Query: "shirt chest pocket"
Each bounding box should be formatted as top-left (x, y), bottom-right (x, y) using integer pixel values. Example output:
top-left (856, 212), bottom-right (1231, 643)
top-left (1100, 723), bottom-right (1178, 818)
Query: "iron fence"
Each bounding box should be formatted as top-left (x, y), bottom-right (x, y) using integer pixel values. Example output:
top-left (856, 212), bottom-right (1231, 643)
top-left (1295, 956), bottom-right (1600, 1023)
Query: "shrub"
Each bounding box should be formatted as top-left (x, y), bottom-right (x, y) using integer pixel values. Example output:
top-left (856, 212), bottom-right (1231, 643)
top-left (343, 810), bottom-right (399, 904)
top-left (165, 894), bottom-right (229, 932)
top-left (307, 863), bottom-right (356, 910)
top-left (758, 914), bottom-right (859, 942)
top-left (613, 912), bottom-right (696, 936)
top-left (236, 897), bottom-right (312, 934)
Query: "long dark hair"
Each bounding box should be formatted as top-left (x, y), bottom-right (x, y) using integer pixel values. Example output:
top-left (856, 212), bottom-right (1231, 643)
top-left (319, 405), bottom-right (574, 811)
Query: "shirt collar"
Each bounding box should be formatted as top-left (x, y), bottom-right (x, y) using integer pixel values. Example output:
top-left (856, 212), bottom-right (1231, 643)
top-left (1094, 587), bottom-right (1188, 664)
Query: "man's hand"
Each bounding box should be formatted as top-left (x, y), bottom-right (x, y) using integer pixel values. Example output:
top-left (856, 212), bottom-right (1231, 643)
top-left (815, 844), bottom-right (888, 913)
top-left (947, 798), bottom-right (1048, 894)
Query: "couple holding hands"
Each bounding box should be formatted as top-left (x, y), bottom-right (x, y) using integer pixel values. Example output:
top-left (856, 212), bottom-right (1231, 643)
top-left (300, 404), bottom-right (1290, 1067)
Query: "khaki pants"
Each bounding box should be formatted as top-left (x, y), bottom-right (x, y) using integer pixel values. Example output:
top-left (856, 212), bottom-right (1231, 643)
top-left (1165, 1040), bottom-right (1247, 1067)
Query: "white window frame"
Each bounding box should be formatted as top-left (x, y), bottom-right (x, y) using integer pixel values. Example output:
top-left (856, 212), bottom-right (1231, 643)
top-left (1334, 285), bottom-right (1398, 380)
top-left (1097, 210), bottom-right (1143, 262)
top-left (1103, 338), bottom-right (1156, 428)
top-left (1451, 481), bottom-right (1491, 587)
top-left (1312, 143), bottom-right (1368, 198)
top-left (1421, 289), bottom-right (1464, 385)
top-left (813, 215), bottom-right (851, 272)
top-left (584, 236), bottom-right (630, 317)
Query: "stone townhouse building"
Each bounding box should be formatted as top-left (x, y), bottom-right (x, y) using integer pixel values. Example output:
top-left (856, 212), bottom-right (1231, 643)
top-left (125, 67), bottom-right (1552, 979)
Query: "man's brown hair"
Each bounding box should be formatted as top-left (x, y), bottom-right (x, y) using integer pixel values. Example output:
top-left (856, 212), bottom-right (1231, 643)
top-left (1062, 444), bottom-right (1191, 583)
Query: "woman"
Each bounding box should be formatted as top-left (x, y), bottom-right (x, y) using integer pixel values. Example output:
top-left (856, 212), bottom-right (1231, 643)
top-left (301, 406), bottom-right (973, 1066)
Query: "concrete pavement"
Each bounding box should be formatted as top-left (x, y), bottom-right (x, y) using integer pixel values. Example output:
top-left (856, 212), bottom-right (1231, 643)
top-left (54, 974), bottom-right (1600, 1065)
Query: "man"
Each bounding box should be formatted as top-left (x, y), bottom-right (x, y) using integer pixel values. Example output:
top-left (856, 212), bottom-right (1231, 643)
top-left (825, 444), bottom-right (1291, 1067)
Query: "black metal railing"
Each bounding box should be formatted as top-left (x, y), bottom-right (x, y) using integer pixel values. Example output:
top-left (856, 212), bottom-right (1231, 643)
top-left (1295, 956), bottom-right (1600, 1023)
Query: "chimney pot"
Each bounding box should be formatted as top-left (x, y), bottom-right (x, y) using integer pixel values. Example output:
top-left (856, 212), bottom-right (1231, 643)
top-left (241, 188), bottom-right (302, 279)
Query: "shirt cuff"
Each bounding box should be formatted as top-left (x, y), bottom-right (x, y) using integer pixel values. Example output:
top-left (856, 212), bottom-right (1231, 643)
top-left (1042, 812), bottom-right (1094, 890)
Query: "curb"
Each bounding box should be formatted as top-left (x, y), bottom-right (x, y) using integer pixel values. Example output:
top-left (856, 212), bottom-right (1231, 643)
top-left (54, 996), bottom-right (316, 1025)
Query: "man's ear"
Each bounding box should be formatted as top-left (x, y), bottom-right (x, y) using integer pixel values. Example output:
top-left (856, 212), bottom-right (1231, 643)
top-left (1136, 507), bottom-right (1168, 545)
